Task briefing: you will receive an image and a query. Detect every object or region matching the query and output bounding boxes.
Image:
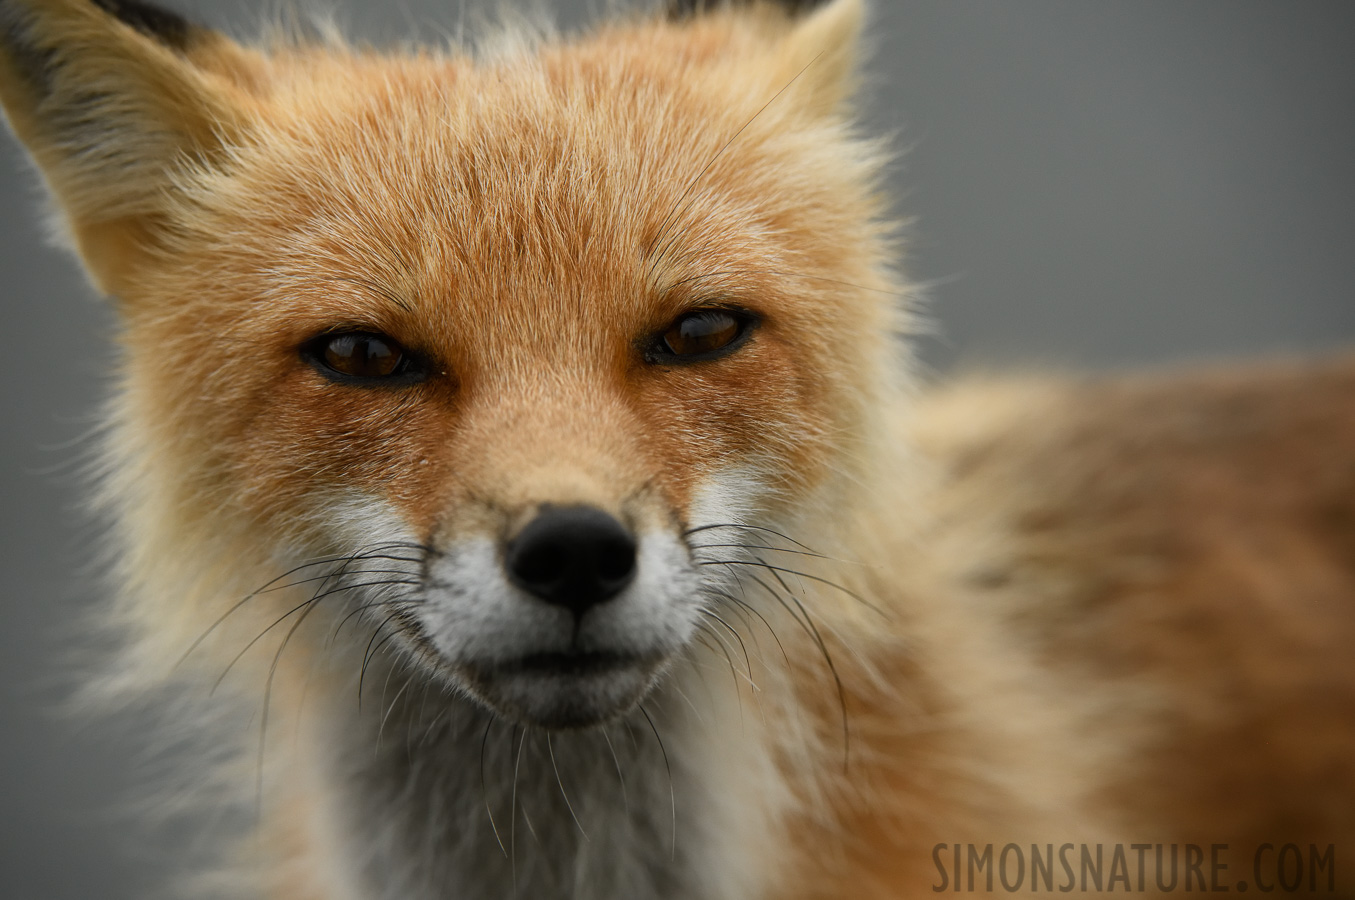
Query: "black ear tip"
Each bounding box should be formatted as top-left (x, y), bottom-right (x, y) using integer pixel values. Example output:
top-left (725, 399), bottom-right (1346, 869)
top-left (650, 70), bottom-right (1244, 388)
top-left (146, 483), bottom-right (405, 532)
top-left (0, 4), bottom-right (54, 95)
top-left (89, 0), bottom-right (195, 51)
top-left (0, 0), bottom-right (199, 99)
top-left (667, 0), bottom-right (832, 20)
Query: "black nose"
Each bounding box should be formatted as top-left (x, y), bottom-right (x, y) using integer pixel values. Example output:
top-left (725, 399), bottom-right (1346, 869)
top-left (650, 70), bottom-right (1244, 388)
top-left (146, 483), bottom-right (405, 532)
top-left (505, 505), bottom-right (637, 616)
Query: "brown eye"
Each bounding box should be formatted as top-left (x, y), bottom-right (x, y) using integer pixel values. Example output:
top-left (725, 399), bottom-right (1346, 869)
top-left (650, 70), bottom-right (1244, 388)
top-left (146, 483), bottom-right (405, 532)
top-left (304, 331), bottom-right (420, 383)
top-left (653, 309), bottom-right (754, 362)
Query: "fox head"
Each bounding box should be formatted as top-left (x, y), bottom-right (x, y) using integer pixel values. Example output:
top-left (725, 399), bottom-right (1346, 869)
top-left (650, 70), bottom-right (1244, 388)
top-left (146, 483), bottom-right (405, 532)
top-left (0, 0), bottom-right (907, 728)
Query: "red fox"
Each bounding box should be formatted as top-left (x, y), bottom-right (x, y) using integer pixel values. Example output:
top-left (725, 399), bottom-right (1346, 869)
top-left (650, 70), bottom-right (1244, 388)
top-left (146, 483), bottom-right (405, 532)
top-left (2, 0), bottom-right (1353, 897)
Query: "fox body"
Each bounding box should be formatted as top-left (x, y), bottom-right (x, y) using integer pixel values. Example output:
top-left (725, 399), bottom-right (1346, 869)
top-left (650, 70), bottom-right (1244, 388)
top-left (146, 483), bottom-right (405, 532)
top-left (2, 1), bottom-right (1354, 897)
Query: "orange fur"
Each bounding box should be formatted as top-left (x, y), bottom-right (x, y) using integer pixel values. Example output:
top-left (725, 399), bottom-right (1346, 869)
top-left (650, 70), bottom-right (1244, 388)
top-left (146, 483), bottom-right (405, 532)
top-left (2, 1), bottom-right (1352, 897)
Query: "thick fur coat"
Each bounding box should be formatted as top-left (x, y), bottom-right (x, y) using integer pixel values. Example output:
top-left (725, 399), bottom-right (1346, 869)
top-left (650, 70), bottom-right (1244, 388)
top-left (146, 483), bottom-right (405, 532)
top-left (1, 0), bottom-right (1352, 897)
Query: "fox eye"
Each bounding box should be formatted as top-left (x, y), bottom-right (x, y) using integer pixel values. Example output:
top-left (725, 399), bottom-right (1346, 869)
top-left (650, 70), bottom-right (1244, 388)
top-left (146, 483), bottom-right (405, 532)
top-left (303, 331), bottom-right (418, 383)
top-left (651, 309), bottom-right (755, 363)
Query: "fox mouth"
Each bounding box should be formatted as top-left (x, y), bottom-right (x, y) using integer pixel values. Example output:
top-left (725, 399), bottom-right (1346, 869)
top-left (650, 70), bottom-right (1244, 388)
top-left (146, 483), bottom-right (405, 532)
top-left (408, 526), bottom-right (704, 730)
top-left (501, 651), bottom-right (651, 677)
top-left (459, 650), bottom-right (669, 730)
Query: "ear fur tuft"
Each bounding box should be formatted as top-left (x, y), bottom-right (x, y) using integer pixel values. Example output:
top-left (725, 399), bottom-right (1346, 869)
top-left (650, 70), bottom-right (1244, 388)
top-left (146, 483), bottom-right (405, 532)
top-left (0, 4), bottom-right (51, 95)
top-left (664, 0), bottom-right (866, 117)
top-left (777, 0), bottom-right (867, 117)
top-left (89, 0), bottom-right (196, 51)
top-left (0, 0), bottom-right (254, 295)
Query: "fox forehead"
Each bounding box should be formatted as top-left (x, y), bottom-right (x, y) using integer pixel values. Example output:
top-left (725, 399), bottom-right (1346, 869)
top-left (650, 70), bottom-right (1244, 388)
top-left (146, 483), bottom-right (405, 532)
top-left (133, 19), bottom-right (891, 441)
top-left (190, 30), bottom-right (878, 344)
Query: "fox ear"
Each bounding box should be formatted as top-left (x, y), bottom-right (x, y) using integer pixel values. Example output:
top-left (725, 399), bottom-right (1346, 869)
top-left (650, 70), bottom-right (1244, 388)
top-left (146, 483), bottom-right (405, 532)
top-left (772, 0), bottom-right (865, 117)
top-left (669, 0), bottom-right (866, 118)
top-left (0, 0), bottom-right (259, 296)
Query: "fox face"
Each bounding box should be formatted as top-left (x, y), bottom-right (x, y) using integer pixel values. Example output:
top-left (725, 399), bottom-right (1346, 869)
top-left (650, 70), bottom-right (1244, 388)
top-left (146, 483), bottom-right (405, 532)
top-left (0, 0), bottom-right (900, 732)
top-left (14, 6), bottom-right (1355, 899)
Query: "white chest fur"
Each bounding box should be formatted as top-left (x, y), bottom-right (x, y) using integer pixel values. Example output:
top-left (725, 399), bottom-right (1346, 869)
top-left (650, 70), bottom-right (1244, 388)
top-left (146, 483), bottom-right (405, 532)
top-left (309, 662), bottom-right (787, 900)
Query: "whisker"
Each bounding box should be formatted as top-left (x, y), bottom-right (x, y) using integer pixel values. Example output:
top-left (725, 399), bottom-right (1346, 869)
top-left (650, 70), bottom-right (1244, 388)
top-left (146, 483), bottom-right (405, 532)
top-left (698, 557), bottom-right (883, 616)
top-left (214, 596), bottom-right (316, 695)
top-left (691, 541), bottom-right (853, 564)
top-left (253, 549), bottom-right (386, 812)
top-left (694, 626), bottom-right (742, 698)
top-left (376, 674), bottom-right (413, 754)
top-left (749, 556), bottom-right (852, 770)
top-left (418, 696), bottom-right (452, 749)
top-left (682, 522), bottom-right (820, 554)
top-left (177, 555), bottom-right (349, 671)
top-left (359, 611), bottom-right (413, 707)
top-left (699, 608), bottom-right (752, 678)
top-left (712, 564), bottom-right (819, 653)
top-left (255, 566), bottom-right (424, 594)
top-left (694, 625), bottom-right (751, 731)
top-left (706, 588), bottom-right (789, 668)
top-left (407, 678), bottom-right (433, 764)
top-left (510, 726), bottom-right (528, 896)
top-left (706, 595), bottom-right (764, 658)
top-left (481, 717), bottom-right (508, 857)
top-left (519, 797), bottom-right (540, 845)
top-left (330, 588), bottom-right (422, 643)
top-left (547, 732), bottom-right (589, 841)
top-left (179, 542), bottom-right (426, 669)
top-left (666, 675), bottom-right (715, 729)
top-left (600, 726), bottom-right (629, 814)
top-left (638, 704), bottom-right (676, 861)
top-left (707, 559), bottom-right (851, 769)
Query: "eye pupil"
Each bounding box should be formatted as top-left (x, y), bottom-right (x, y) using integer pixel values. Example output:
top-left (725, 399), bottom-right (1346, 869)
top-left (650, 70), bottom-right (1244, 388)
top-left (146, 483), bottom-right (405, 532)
top-left (316, 332), bottom-right (405, 379)
top-left (662, 310), bottom-right (743, 358)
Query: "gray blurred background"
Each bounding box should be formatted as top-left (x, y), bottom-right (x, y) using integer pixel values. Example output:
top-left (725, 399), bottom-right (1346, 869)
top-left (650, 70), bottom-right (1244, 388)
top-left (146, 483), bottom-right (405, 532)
top-left (2, 1), bottom-right (1353, 896)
